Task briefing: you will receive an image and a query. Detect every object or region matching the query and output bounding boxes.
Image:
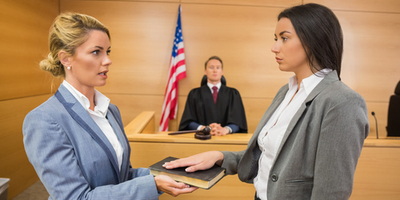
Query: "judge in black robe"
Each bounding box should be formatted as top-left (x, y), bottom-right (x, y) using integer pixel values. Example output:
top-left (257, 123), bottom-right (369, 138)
top-left (179, 83), bottom-right (248, 133)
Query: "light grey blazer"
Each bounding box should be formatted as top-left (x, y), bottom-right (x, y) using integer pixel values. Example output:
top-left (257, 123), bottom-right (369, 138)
top-left (221, 71), bottom-right (369, 200)
top-left (23, 85), bottom-right (160, 200)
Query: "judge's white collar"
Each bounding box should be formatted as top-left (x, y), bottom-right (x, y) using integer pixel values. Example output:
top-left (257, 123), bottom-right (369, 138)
top-left (207, 82), bottom-right (221, 93)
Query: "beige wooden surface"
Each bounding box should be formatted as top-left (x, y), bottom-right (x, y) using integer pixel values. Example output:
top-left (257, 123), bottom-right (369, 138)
top-left (127, 112), bottom-right (400, 200)
top-left (0, 1), bottom-right (59, 199)
top-left (0, 94), bottom-right (53, 199)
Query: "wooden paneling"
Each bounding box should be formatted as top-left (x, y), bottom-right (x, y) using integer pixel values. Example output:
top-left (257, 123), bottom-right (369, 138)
top-left (129, 141), bottom-right (400, 200)
top-left (337, 11), bottom-right (400, 102)
top-left (0, 1), bottom-right (58, 199)
top-left (105, 93), bottom-right (164, 131)
top-left (59, 0), bottom-right (400, 137)
top-left (3, 0), bottom-right (400, 198)
top-left (126, 114), bottom-right (400, 200)
top-left (107, 92), bottom-right (273, 134)
top-left (0, 94), bottom-right (52, 199)
top-left (130, 142), bottom-right (254, 200)
top-left (178, 4), bottom-right (291, 99)
top-left (182, 0), bottom-right (301, 7)
top-left (0, 0), bottom-right (59, 101)
top-left (365, 102), bottom-right (389, 139)
top-left (306, 0), bottom-right (400, 13)
top-left (60, 1), bottom-right (181, 96)
top-left (59, 1), bottom-right (294, 99)
top-left (73, 0), bottom-right (179, 2)
top-left (107, 92), bottom-right (390, 137)
top-left (351, 146), bottom-right (400, 200)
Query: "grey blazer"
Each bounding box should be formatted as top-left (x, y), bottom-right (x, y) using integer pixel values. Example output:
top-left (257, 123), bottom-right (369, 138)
top-left (23, 85), bottom-right (160, 200)
top-left (221, 71), bottom-right (369, 200)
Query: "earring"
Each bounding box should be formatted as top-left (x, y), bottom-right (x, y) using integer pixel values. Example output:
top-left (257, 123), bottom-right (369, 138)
top-left (67, 66), bottom-right (71, 70)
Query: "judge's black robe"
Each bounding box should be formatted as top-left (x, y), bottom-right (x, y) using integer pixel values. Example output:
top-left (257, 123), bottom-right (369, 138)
top-left (179, 84), bottom-right (248, 133)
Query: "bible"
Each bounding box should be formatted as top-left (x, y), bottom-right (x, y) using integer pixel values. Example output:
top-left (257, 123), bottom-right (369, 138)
top-left (149, 156), bottom-right (225, 189)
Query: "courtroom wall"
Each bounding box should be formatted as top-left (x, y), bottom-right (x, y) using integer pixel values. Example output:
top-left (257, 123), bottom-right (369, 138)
top-left (1, 0), bottom-right (399, 199)
top-left (0, 0), bottom-right (59, 199)
top-left (60, 0), bottom-right (400, 138)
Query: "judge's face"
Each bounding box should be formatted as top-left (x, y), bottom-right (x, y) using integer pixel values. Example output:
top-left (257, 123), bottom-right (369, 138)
top-left (271, 18), bottom-right (309, 75)
top-left (204, 59), bottom-right (223, 84)
top-left (65, 30), bottom-right (112, 92)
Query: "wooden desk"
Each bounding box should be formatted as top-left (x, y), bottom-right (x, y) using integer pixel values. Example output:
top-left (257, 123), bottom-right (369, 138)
top-left (126, 111), bottom-right (400, 200)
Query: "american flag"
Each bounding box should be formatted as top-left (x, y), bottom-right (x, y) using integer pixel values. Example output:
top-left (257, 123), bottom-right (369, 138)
top-left (159, 5), bottom-right (186, 131)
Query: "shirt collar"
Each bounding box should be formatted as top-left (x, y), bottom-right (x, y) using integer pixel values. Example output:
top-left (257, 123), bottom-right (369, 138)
top-left (288, 68), bottom-right (332, 96)
top-left (62, 80), bottom-right (110, 117)
top-left (207, 82), bottom-right (221, 91)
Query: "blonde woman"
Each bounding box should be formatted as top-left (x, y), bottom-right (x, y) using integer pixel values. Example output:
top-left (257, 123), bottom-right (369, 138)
top-left (23, 12), bottom-right (196, 199)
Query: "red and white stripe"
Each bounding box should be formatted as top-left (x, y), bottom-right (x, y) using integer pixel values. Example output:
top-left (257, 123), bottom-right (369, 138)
top-left (159, 42), bottom-right (186, 131)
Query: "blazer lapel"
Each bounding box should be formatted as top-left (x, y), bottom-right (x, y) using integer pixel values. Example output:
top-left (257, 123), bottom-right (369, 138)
top-left (275, 71), bottom-right (339, 155)
top-left (55, 85), bottom-right (121, 182)
top-left (248, 85), bottom-right (288, 146)
top-left (106, 108), bottom-right (131, 179)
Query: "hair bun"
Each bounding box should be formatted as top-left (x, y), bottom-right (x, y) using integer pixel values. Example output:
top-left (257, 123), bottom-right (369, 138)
top-left (39, 53), bottom-right (64, 77)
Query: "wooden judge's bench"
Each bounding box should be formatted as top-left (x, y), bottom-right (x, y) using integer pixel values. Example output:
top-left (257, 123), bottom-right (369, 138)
top-left (125, 112), bottom-right (400, 200)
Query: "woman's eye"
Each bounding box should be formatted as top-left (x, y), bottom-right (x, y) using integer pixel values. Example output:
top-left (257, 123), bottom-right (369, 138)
top-left (92, 50), bottom-right (99, 55)
top-left (274, 38), bottom-right (277, 41)
top-left (282, 37), bottom-right (288, 41)
top-left (107, 50), bottom-right (111, 55)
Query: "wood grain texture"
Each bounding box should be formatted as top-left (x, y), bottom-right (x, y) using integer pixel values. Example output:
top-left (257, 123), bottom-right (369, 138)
top-left (126, 114), bottom-right (400, 200)
top-left (129, 142), bottom-right (254, 200)
top-left (337, 10), bottom-right (400, 102)
top-left (0, 94), bottom-right (52, 199)
top-left (182, 0), bottom-right (301, 7)
top-left (351, 146), bottom-right (400, 200)
top-left (305, 0), bottom-right (400, 13)
top-left (3, 0), bottom-right (400, 198)
top-left (0, 0), bottom-right (59, 101)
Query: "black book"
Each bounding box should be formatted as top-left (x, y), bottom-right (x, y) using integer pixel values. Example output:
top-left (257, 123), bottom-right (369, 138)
top-left (149, 156), bottom-right (225, 189)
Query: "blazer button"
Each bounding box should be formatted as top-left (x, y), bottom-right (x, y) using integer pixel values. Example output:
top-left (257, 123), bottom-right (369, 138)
top-left (271, 174), bottom-right (278, 182)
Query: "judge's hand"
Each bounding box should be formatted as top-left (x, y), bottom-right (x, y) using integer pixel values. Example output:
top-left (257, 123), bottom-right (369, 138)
top-left (163, 151), bottom-right (224, 173)
top-left (154, 175), bottom-right (197, 197)
top-left (209, 123), bottom-right (229, 136)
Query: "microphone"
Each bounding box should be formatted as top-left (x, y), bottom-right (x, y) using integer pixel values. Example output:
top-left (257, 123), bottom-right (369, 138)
top-left (371, 111), bottom-right (379, 139)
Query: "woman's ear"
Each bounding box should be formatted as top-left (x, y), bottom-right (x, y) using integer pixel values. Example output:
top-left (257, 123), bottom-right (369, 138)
top-left (58, 51), bottom-right (72, 68)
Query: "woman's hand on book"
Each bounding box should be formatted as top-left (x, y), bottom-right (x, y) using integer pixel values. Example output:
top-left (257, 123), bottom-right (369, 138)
top-left (163, 151), bottom-right (224, 172)
top-left (154, 175), bottom-right (197, 196)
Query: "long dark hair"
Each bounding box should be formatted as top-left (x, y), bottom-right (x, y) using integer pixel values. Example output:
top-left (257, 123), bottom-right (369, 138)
top-left (278, 3), bottom-right (343, 78)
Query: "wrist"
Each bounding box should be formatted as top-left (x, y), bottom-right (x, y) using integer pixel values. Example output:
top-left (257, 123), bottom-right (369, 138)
top-left (224, 126), bottom-right (232, 134)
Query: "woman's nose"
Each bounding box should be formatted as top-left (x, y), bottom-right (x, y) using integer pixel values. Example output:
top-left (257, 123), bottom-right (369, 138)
top-left (104, 56), bottom-right (112, 66)
top-left (271, 42), bottom-right (280, 53)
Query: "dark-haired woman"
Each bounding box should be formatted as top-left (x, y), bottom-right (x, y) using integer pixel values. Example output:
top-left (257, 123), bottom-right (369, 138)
top-left (164, 3), bottom-right (369, 200)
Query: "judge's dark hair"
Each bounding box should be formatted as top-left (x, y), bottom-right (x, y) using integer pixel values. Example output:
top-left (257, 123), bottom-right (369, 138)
top-left (204, 56), bottom-right (223, 69)
top-left (278, 3), bottom-right (343, 78)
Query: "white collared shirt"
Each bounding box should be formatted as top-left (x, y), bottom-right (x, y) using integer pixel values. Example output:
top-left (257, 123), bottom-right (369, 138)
top-left (254, 69), bottom-right (331, 200)
top-left (62, 80), bottom-right (123, 171)
top-left (207, 82), bottom-right (221, 93)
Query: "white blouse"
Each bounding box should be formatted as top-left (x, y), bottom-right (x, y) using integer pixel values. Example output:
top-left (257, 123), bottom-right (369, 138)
top-left (254, 69), bottom-right (331, 200)
top-left (62, 80), bottom-right (123, 171)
